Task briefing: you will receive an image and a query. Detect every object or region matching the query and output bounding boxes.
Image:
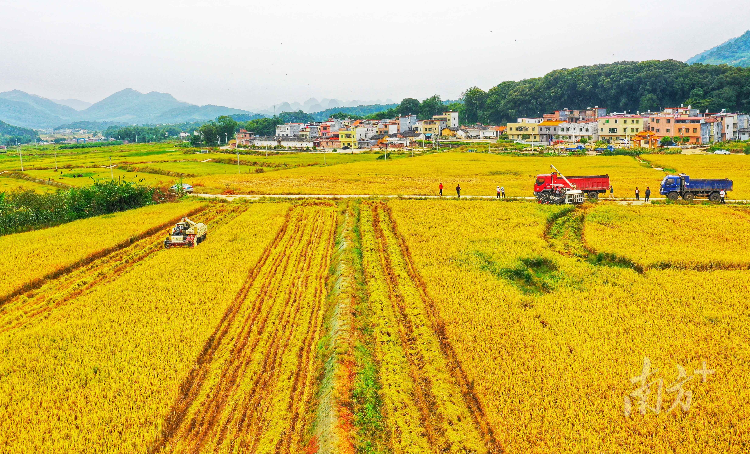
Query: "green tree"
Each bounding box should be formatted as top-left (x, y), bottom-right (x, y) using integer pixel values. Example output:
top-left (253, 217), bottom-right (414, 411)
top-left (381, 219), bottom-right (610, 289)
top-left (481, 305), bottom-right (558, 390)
top-left (198, 122), bottom-right (220, 146)
top-left (462, 87), bottom-right (487, 124)
top-left (398, 98), bottom-right (420, 117)
top-left (639, 93), bottom-right (660, 112)
top-left (419, 95), bottom-right (443, 120)
top-left (243, 117), bottom-right (283, 136)
top-left (216, 116), bottom-right (238, 143)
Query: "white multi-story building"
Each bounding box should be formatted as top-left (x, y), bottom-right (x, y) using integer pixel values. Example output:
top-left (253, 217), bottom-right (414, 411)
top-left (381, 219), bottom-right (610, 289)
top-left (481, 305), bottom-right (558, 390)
top-left (275, 123), bottom-right (303, 137)
top-left (712, 112), bottom-right (737, 141)
top-left (557, 121), bottom-right (599, 142)
top-left (399, 115), bottom-right (417, 132)
top-left (432, 111), bottom-right (459, 128)
top-left (355, 126), bottom-right (377, 140)
top-left (737, 114), bottom-right (750, 141)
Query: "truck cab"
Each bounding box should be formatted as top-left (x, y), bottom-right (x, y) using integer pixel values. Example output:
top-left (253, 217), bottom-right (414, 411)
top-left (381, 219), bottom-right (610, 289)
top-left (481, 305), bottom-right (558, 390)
top-left (660, 175), bottom-right (682, 195)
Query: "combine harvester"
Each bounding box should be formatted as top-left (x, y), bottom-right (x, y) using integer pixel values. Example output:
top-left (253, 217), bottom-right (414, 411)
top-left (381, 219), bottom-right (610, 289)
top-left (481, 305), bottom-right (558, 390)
top-left (534, 165), bottom-right (609, 204)
top-left (164, 217), bottom-right (207, 248)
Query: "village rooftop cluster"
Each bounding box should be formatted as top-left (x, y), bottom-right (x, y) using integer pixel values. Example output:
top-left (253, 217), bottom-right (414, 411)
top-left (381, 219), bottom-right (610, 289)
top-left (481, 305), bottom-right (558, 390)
top-left (233, 106), bottom-right (750, 151)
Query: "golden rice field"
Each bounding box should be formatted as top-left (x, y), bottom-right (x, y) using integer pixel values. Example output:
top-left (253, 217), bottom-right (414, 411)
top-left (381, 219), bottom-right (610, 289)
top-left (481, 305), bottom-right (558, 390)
top-left (585, 204), bottom-right (750, 269)
top-left (0, 200), bottom-right (205, 300)
top-left (0, 174), bottom-right (59, 193)
top-left (193, 153), bottom-right (665, 197)
top-left (3, 147), bottom-right (750, 453)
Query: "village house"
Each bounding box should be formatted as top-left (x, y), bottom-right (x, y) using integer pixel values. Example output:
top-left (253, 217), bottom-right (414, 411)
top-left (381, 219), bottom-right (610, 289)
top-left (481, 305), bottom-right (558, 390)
top-left (596, 115), bottom-right (645, 144)
top-left (339, 129), bottom-right (357, 148)
top-left (506, 118), bottom-right (541, 142)
top-left (556, 122), bottom-right (598, 143)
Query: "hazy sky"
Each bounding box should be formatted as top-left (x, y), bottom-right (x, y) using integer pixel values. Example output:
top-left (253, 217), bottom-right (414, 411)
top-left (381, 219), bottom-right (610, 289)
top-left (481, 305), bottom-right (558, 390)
top-left (1, 0), bottom-right (748, 111)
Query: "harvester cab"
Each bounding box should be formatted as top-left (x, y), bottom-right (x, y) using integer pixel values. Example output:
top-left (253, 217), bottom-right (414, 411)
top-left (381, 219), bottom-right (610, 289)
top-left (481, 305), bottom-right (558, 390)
top-left (164, 217), bottom-right (207, 249)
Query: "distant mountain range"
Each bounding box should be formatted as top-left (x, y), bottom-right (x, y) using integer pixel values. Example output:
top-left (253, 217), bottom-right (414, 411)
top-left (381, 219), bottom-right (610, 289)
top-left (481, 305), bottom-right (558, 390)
top-left (0, 88), bottom-right (261, 130)
top-left (256, 97), bottom-right (395, 115)
top-left (51, 98), bottom-right (92, 111)
top-left (688, 30), bottom-right (750, 67)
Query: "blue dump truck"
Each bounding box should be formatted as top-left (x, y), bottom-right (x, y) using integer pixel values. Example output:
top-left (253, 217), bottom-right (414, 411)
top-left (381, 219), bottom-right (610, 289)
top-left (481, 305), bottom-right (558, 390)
top-left (660, 174), bottom-right (733, 202)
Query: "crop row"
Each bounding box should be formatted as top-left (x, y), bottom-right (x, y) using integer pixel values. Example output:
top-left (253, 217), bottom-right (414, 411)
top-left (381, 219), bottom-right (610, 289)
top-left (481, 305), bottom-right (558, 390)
top-left (358, 201), bottom-right (497, 453)
top-left (154, 203), bottom-right (337, 454)
top-left (0, 202), bottom-right (290, 453)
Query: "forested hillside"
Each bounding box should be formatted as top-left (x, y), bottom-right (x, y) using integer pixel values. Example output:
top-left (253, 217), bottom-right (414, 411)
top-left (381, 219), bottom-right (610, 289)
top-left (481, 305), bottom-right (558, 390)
top-left (462, 60), bottom-right (750, 124)
top-left (688, 31), bottom-right (750, 67)
top-left (0, 120), bottom-right (39, 145)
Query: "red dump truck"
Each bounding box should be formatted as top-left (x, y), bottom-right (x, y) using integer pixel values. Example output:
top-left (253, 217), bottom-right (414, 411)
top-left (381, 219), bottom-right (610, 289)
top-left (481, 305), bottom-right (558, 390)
top-left (534, 167), bottom-right (610, 204)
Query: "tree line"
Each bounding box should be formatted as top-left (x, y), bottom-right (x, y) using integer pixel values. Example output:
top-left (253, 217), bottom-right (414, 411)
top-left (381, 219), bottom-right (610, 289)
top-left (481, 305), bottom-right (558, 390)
top-left (461, 60), bottom-right (750, 124)
top-left (0, 180), bottom-right (160, 236)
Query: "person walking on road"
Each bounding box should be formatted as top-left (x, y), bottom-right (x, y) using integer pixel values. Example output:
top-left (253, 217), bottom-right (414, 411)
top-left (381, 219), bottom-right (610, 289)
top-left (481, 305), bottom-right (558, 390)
top-left (456, 184), bottom-right (461, 198)
top-left (720, 189), bottom-right (726, 204)
top-left (501, 186), bottom-right (505, 199)
top-left (635, 187), bottom-right (640, 201)
top-left (496, 186), bottom-right (501, 199)
top-left (645, 187), bottom-right (651, 202)
top-left (609, 185), bottom-right (614, 199)
top-left (439, 182), bottom-right (443, 196)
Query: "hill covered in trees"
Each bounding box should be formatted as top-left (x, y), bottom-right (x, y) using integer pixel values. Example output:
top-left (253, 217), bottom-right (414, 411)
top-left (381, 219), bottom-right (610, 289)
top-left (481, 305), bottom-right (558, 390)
top-left (461, 60), bottom-right (750, 125)
top-left (688, 31), bottom-right (750, 67)
top-left (0, 120), bottom-right (39, 146)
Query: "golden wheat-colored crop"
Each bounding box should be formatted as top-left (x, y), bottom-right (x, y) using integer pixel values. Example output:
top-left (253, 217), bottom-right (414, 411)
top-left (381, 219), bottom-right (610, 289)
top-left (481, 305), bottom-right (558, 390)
top-left (0, 200), bottom-right (206, 299)
top-left (585, 204), bottom-right (750, 269)
top-left (193, 153), bottom-right (661, 197)
top-left (0, 202), bottom-right (289, 453)
top-left (389, 199), bottom-right (750, 453)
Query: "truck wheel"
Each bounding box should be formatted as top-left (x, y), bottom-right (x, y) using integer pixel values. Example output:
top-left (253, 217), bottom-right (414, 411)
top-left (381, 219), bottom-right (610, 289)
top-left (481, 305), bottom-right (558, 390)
top-left (683, 193), bottom-right (694, 201)
top-left (587, 192), bottom-right (599, 200)
top-left (667, 192), bottom-right (679, 201)
top-left (709, 192), bottom-right (720, 202)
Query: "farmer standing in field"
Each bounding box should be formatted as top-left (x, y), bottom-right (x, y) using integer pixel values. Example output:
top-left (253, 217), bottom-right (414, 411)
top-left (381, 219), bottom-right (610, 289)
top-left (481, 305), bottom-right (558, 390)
top-left (456, 184), bottom-right (461, 198)
top-left (496, 186), bottom-right (501, 199)
top-left (720, 189), bottom-right (726, 204)
top-left (501, 186), bottom-right (505, 198)
top-left (609, 185), bottom-right (614, 199)
top-left (635, 187), bottom-right (640, 201)
top-left (439, 182), bottom-right (443, 196)
top-left (645, 187), bottom-right (651, 202)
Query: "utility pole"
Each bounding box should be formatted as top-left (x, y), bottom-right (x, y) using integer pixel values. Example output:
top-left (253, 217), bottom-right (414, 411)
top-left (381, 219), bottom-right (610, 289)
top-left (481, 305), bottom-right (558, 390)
top-left (237, 148), bottom-right (240, 174)
top-left (18, 140), bottom-right (23, 171)
top-left (225, 132), bottom-right (228, 145)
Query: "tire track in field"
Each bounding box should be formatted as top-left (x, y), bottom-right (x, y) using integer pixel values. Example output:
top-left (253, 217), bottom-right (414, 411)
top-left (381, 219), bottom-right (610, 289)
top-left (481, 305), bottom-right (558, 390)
top-left (227, 207), bottom-right (335, 452)
top-left (381, 202), bottom-right (503, 454)
top-left (211, 209), bottom-right (322, 452)
top-left (154, 204), bottom-right (337, 454)
top-left (0, 204), bottom-right (229, 334)
top-left (276, 211), bottom-right (337, 452)
top-left (370, 205), bottom-right (441, 449)
top-left (150, 205), bottom-right (299, 454)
